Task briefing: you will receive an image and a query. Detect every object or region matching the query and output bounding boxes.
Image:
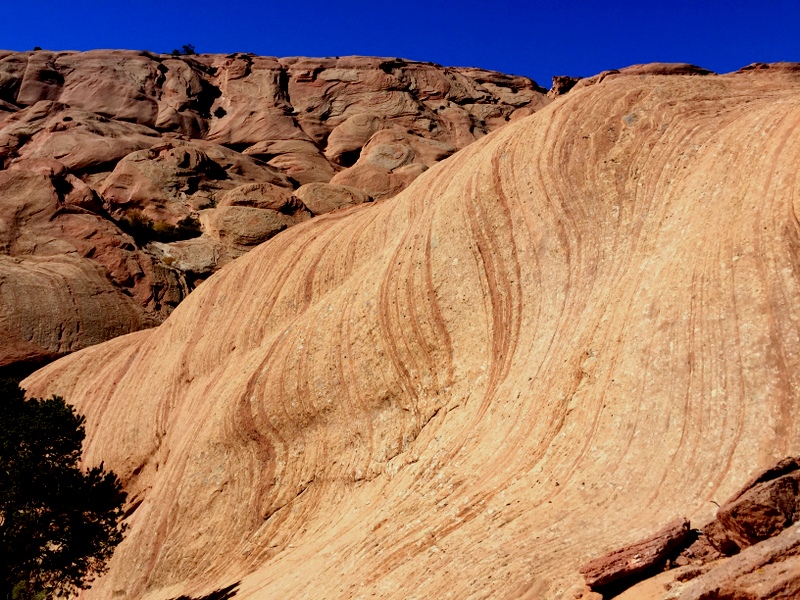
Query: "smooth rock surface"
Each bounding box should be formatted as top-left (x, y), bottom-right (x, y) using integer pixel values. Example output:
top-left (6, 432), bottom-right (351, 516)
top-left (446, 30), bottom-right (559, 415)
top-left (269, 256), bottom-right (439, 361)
top-left (22, 65), bottom-right (800, 599)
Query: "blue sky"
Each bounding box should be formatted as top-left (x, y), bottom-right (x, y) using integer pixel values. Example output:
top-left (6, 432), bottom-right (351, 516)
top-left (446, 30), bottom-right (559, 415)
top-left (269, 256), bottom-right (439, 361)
top-left (2, 0), bottom-right (798, 87)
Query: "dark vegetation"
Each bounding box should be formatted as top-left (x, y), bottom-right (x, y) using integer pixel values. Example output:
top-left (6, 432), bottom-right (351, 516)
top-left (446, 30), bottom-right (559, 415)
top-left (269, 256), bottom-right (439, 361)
top-left (172, 44), bottom-right (196, 56)
top-left (0, 382), bottom-right (126, 600)
top-left (116, 209), bottom-right (202, 244)
top-left (0, 363), bottom-right (53, 389)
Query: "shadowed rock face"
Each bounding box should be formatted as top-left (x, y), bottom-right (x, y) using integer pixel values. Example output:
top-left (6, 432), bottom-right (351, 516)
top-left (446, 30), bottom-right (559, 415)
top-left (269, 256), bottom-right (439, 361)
top-left (22, 63), bottom-right (800, 599)
top-left (0, 50), bottom-right (550, 367)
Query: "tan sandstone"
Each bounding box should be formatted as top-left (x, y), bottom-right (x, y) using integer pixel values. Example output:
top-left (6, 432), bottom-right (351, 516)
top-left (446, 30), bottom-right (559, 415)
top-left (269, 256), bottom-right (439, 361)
top-left (20, 64), bottom-right (800, 599)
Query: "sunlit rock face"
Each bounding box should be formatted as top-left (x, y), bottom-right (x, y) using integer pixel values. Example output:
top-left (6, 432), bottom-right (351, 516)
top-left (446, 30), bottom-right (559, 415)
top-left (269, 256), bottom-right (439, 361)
top-left (23, 62), bottom-right (800, 599)
top-left (0, 50), bottom-right (550, 368)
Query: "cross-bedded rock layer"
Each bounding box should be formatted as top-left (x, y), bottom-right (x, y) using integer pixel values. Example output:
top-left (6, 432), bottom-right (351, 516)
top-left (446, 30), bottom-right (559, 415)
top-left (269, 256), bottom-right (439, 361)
top-left (0, 50), bottom-right (549, 368)
top-left (23, 62), bottom-right (800, 599)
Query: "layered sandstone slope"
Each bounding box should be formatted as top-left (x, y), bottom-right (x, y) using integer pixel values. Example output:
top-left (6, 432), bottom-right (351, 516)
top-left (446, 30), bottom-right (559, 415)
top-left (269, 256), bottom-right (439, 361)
top-left (24, 63), bottom-right (800, 599)
top-left (0, 50), bottom-right (550, 368)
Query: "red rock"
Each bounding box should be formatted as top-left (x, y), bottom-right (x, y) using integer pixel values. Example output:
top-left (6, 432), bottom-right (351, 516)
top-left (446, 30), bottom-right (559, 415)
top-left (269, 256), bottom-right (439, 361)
top-left (329, 129), bottom-right (452, 199)
top-left (324, 113), bottom-right (386, 166)
top-left (55, 51), bottom-right (161, 126)
top-left (0, 101), bottom-right (17, 128)
top-left (7, 156), bottom-right (68, 177)
top-left (0, 254), bottom-right (152, 368)
top-left (678, 529), bottom-right (725, 565)
top-left (580, 519), bottom-right (691, 588)
top-left (330, 161), bottom-right (426, 201)
top-left (2, 102), bottom-right (160, 171)
top-left (737, 62), bottom-right (800, 74)
top-left (207, 109), bottom-right (303, 148)
top-left (293, 182), bottom-right (371, 215)
top-left (0, 50), bottom-right (551, 371)
top-left (0, 168), bottom-right (185, 323)
top-left (62, 174), bottom-right (104, 212)
top-left (0, 169), bottom-right (61, 253)
top-left (153, 57), bottom-right (213, 137)
top-left (242, 139), bottom-right (320, 161)
top-left (218, 182), bottom-right (298, 212)
top-left (508, 106), bottom-right (538, 122)
top-left (99, 143), bottom-right (221, 224)
top-left (705, 457), bottom-right (800, 554)
top-left (548, 75), bottom-right (582, 97)
top-left (619, 63), bottom-right (715, 77)
top-left (15, 52), bottom-right (63, 106)
top-left (149, 236), bottom-right (224, 282)
top-left (99, 142), bottom-right (291, 226)
top-left (265, 151), bottom-right (336, 185)
top-left (677, 524), bottom-right (800, 600)
top-left (615, 457), bottom-right (800, 598)
top-left (19, 64), bottom-right (800, 600)
top-left (0, 52), bottom-right (28, 104)
top-left (201, 205), bottom-right (295, 248)
top-left (574, 63), bottom-right (715, 92)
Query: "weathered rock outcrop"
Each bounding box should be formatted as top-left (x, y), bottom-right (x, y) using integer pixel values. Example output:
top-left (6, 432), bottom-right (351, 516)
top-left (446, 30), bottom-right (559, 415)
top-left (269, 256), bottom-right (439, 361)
top-left (292, 182), bottom-right (370, 216)
top-left (0, 51), bottom-right (550, 366)
top-left (579, 519), bottom-right (691, 589)
top-left (600, 456), bottom-right (800, 599)
top-left (0, 164), bottom-right (176, 366)
top-left (0, 254), bottom-right (150, 368)
top-left (703, 457), bottom-right (800, 555)
top-left (22, 64), bottom-right (800, 599)
top-left (548, 75), bottom-right (582, 97)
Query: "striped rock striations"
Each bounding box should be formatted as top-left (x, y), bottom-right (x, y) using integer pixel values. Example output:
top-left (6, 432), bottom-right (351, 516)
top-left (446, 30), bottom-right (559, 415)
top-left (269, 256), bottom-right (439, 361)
top-left (0, 51), bottom-right (550, 368)
top-left (23, 63), bottom-right (800, 599)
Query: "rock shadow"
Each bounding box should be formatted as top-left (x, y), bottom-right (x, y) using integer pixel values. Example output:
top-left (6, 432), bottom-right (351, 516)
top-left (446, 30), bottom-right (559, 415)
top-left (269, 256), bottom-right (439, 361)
top-left (169, 581), bottom-right (240, 600)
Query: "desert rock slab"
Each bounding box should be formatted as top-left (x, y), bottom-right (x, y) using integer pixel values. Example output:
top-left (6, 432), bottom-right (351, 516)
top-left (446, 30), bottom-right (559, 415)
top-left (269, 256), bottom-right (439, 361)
top-left (0, 254), bottom-right (150, 367)
top-left (580, 519), bottom-right (691, 589)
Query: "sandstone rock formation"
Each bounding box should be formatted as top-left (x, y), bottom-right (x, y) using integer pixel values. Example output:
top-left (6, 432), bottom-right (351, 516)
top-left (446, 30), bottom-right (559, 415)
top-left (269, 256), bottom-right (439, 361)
top-left (22, 62), bottom-right (800, 599)
top-left (0, 254), bottom-right (150, 369)
top-left (292, 182), bottom-right (371, 216)
top-left (0, 51), bottom-right (550, 367)
top-left (614, 525), bottom-right (800, 600)
top-left (547, 75), bottom-right (582, 97)
top-left (596, 456), bottom-right (800, 599)
top-left (703, 457), bottom-right (800, 555)
top-left (0, 165), bottom-right (172, 370)
top-left (579, 519), bottom-right (691, 589)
